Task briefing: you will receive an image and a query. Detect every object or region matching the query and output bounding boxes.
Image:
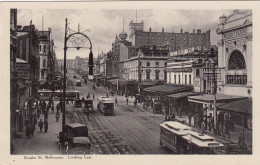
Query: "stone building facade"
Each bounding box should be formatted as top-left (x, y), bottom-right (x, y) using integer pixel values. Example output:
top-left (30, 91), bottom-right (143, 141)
top-left (216, 9), bottom-right (252, 97)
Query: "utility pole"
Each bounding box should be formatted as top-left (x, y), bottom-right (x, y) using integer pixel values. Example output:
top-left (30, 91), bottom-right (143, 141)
top-left (138, 52), bottom-right (141, 93)
top-left (62, 18), bottom-right (68, 135)
top-left (212, 60), bottom-right (217, 133)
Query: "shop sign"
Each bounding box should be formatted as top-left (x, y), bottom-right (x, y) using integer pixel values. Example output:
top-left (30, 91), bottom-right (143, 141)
top-left (168, 67), bottom-right (192, 72)
top-left (224, 27), bottom-right (247, 39)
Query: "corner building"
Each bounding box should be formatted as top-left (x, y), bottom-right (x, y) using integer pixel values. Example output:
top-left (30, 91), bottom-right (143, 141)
top-left (216, 10), bottom-right (252, 97)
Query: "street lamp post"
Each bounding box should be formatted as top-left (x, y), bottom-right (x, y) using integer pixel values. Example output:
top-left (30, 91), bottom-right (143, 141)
top-left (61, 18), bottom-right (93, 141)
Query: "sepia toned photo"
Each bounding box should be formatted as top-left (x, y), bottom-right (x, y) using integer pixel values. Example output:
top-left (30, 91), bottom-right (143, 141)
top-left (9, 7), bottom-right (252, 156)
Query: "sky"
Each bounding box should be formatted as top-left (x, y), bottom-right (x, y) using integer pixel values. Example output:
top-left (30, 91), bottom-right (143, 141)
top-left (17, 9), bottom-right (233, 59)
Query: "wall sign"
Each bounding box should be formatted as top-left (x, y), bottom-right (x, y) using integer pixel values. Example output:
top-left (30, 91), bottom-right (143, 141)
top-left (224, 27), bottom-right (247, 39)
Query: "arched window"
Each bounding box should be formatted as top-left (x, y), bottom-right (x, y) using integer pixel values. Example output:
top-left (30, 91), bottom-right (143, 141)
top-left (228, 50), bottom-right (246, 70)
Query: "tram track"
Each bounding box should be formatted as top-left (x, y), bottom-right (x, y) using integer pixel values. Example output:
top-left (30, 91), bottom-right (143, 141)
top-left (105, 115), bottom-right (160, 154)
top-left (115, 115), bottom-right (167, 154)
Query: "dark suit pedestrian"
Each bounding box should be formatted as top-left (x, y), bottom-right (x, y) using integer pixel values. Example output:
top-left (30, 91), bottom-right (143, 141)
top-left (44, 119), bottom-right (48, 133)
top-left (38, 119), bottom-right (43, 132)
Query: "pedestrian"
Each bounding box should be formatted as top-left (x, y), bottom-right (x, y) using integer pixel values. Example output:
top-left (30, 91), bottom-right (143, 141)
top-left (37, 109), bottom-right (41, 119)
top-left (126, 97), bottom-right (129, 105)
top-left (201, 121), bottom-right (206, 134)
top-left (38, 119), bottom-right (43, 132)
top-left (134, 99), bottom-right (137, 107)
top-left (115, 97), bottom-right (118, 106)
top-left (86, 109), bottom-right (90, 121)
top-left (55, 112), bottom-right (60, 122)
top-left (25, 123), bottom-right (31, 138)
top-left (106, 92), bottom-right (109, 98)
top-left (208, 118), bottom-right (213, 132)
top-left (51, 105), bottom-right (54, 114)
top-left (44, 111), bottom-right (48, 120)
top-left (33, 114), bottom-right (38, 126)
top-left (30, 123), bottom-right (35, 137)
top-left (46, 105), bottom-right (50, 114)
top-left (188, 113), bottom-right (192, 125)
top-left (44, 119), bottom-right (48, 133)
top-left (56, 103), bottom-right (60, 113)
top-left (170, 113), bottom-right (175, 121)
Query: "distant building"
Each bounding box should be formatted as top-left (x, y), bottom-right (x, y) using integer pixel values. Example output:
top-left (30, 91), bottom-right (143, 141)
top-left (124, 45), bottom-right (169, 81)
top-left (129, 20), bottom-right (211, 52)
top-left (38, 30), bottom-right (51, 81)
top-left (167, 46), bottom-right (217, 93)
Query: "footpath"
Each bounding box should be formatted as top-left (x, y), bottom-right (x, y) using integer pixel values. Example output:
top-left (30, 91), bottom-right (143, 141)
top-left (12, 101), bottom-right (62, 155)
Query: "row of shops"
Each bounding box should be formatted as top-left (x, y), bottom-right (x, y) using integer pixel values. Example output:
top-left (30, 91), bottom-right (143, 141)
top-left (139, 83), bottom-right (251, 131)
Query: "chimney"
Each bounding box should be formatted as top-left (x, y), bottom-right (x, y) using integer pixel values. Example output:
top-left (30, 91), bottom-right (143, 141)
top-left (180, 28), bottom-right (183, 33)
top-left (149, 27), bottom-right (152, 32)
top-left (193, 29), bottom-right (195, 33)
top-left (162, 27), bottom-right (164, 33)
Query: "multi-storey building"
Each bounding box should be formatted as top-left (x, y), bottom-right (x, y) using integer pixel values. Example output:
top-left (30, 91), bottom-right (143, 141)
top-left (216, 9), bottom-right (252, 97)
top-left (124, 45), bottom-right (168, 81)
top-left (167, 46), bottom-right (217, 93)
top-left (16, 21), bottom-right (40, 126)
top-left (38, 30), bottom-right (50, 81)
top-left (129, 20), bottom-right (211, 52)
top-left (10, 9), bottom-right (20, 137)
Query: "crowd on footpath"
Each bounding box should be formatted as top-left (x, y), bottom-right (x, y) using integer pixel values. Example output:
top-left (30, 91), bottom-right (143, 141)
top-left (23, 97), bottom-right (63, 139)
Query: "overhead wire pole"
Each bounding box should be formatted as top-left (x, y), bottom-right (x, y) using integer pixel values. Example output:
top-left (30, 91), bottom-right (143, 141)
top-left (62, 18), bottom-right (68, 134)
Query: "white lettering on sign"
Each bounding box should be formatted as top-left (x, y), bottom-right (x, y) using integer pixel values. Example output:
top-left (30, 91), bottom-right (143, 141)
top-left (224, 28), bottom-right (247, 39)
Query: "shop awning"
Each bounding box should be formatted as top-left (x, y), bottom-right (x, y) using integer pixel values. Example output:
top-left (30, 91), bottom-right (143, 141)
top-left (218, 98), bottom-right (252, 116)
top-left (167, 92), bottom-right (201, 99)
top-left (188, 94), bottom-right (248, 104)
top-left (144, 84), bottom-right (192, 95)
top-left (111, 79), bottom-right (127, 86)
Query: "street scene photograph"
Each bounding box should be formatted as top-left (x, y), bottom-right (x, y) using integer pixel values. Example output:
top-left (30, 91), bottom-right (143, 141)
top-left (9, 7), bottom-right (252, 155)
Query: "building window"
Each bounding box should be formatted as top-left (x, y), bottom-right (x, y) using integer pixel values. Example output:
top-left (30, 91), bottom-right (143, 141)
top-left (147, 62), bottom-right (150, 67)
top-left (196, 69), bottom-right (200, 76)
top-left (228, 50), bottom-right (246, 70)
top-left (185, 75), bottom-right (187, 84)
top-left (43, 59), bottom-right (46, 67)
top-left (226, 75), bottom-right (247, 85)
top-left (156, 62), bottom-right (159, 67)
top-left (146, 70), bottom-right (150, 79)
top-left (174, 75), bottom-right (176, 84)
top-left (43, 45), bottom-right (46, 52)
top-left (164, 71), bottom-right (167, 80)
top-left (165, 62), bottom-right (167, 67)
top-left (178, 75), bottom-right (180, 84)
top-left (189, 74), bottom-right (191, 84)
top-left (155, 70), bottom-right (160, 80)
top-left (39, 45), bottom-right (41, 51)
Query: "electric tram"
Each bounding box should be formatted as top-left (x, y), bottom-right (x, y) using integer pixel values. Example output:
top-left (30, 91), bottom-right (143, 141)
top-left (160, 121), bottom-right (225, 154)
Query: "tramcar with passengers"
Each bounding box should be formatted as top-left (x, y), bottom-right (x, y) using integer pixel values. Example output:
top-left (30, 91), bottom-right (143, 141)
top-left (181, 130), bottom-right (225, 154)
top-left (160, 121), bottom-right (225, 154)
top-left (38, 89), bottom-right (54, 101)
top-left (160, 121), bottom-right (191, 153)
top-left (97, 97), bottom-right (114, 116)
top-left (54, 89), bottom-right (79, 100)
